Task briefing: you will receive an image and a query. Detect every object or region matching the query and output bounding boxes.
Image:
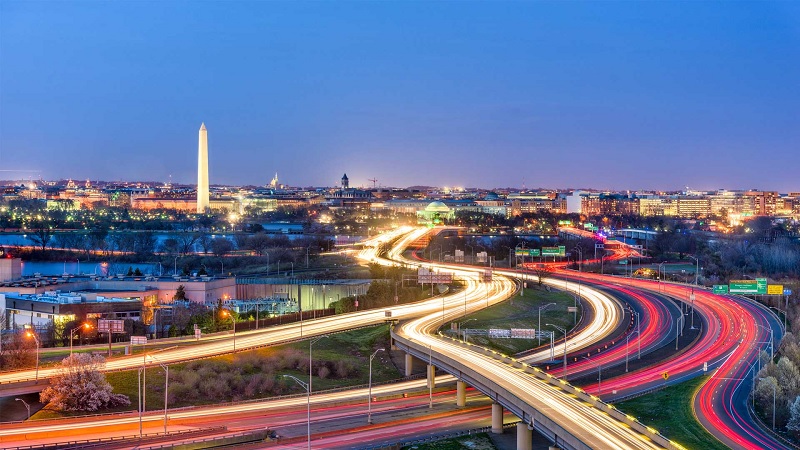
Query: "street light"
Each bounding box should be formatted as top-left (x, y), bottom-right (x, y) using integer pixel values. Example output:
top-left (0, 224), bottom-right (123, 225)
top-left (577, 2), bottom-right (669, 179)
top-left (758, 378), bottom-right (777, 431)
top-left (572, 246), bottom-right (583, 272)
top-left (309, 335), bottom-right (329, 405)
top-left (69, 323), bottom-right (93, 357)
top-left (538, 303), bottom-right (556, 346)
top-left (753, 322), bottom-right (774, 359)
top-left (625, 330), bottom-right (640, 372)
top-left (547, 323), bottom-right (568, 380)
top-left (15, 398), bottom-right (30, 420)
top-left (146, 354), bottom-right (170, 434)
top-left (769, 306), bottom-right (788, 333)
top-left (283, 375), bottom-right (312, 449)
top-left (367, 348), bottom-right (385, 424)
top-left (658, 262), bottom-right (666, 291)
top-left (583, 355), bottom-right (601, 395)
top-left (221, 310), bottom-right (236, 351)
top-left (25, 331), bottom-right (40, 380)
top-left (688, 255), bottom-right (699, 285)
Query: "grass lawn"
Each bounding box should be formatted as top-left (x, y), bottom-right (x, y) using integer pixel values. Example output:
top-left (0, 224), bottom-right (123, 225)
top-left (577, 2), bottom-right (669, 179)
top-left (403, 433), bottom-right (496, 450)
top-left (32, 324), bottom-right (401, 419)
top-left (614, 376), bottom-right (726, 450)
top-left (446, 286), bottom-right (575, 356)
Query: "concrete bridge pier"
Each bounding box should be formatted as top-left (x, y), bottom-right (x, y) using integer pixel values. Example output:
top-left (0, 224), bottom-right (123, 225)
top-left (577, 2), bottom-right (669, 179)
top-left (456, 380), bottom-right (467, 407)
top-left (492, 403), bottom-right (503, 434)
top-left (516, 422), bottom-right (533, 450)
top-left (404, 352), bottom-right (415, 377)
top-left (427, 364), bottom-right (436, 389)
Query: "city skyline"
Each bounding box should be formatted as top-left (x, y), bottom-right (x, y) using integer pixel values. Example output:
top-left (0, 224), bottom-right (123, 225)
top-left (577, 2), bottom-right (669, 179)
top-left (1, 2), bottom-right (799, 191)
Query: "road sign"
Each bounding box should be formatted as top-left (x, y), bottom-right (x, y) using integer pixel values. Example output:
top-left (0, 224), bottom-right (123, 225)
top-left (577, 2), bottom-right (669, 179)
top-left (703, 362), bottom-right (708, 372)
top-left (98, 319), bottom-right (125, 334)
top-left (567, 306), bottom-right (578, 313)
top-left (529, 249), bottom-right (541, 257)
top-left (712, 285), bottom-right (729, 294)
top-left (510, 328), bottom-right (537, 339)
top-left (542, 246), bottom-right (566, 257)
top-left (729, 280), bottom-right (763, 294)
top-left (662, 371), bottom-right (669, 381)
top-left (786, 289), bottom-right (793, 296)
top-left (756, 278), bottom-right (768, 294)
top-left (130, 336), bottom-right (147, 345)
top-left (767, 285), bottom-right (784, 295)
top-left (488, 329), bottom-right (511, 338)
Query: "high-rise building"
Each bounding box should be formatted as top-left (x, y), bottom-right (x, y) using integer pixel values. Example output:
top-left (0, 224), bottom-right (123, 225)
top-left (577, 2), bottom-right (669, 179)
top-left (197, 123), bottom-right (209, 213)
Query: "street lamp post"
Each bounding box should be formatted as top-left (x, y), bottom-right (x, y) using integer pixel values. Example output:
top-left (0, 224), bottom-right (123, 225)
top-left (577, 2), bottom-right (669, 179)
top-left (583, 355), bottom-right (601, 394)
top-left (538, 303), bottom-right (556, 346)
top-left (15, 398), bottom-right (30, 420)
top-left (758, 378), bottom-right (777, 431)
top-left (658, 262), bottom-right (666, 291)
top-left (548, 324), bottom-right (568, 380)
top-left (146, 354), bottom-right (170, 434)
top-left (625, 330), bottom-right (640, 372)
top-left (754, 322), bottom-right (774, 359)
top-left (635, 311), bottom-right (641, 359)
top-left (367, 348), bottom-right (385, 424)
top-left (222, 310), bottom-right (236, 351)
top-left (309, 335), bottom-right (329, 407)
top-left (25, 331), bottom-right (40, 380)
top-left (573, 246), bottom-right (583, 272)
top-left (283, 375), bottom-right (312, 449)
top-left (428, 344), bottom-right (433, 409)
top-left (69, 323), bottom-right (92, 357)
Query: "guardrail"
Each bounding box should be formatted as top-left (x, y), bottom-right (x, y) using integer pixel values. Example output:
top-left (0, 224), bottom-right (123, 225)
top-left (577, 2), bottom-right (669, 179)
top-left (6, 426), bottom-right (227, 450)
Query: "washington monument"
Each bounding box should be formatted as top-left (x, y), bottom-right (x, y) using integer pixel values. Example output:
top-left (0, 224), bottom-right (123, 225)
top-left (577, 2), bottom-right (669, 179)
top-left (197, 123), bottom-right (209, 213)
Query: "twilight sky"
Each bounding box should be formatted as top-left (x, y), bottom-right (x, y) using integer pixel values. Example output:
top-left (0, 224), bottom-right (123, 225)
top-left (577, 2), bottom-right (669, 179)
top-left (1, 1), bottom-right (798, 191)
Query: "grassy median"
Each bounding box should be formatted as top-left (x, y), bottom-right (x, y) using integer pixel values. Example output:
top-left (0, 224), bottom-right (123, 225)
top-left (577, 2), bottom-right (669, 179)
top-left (447, 284), bottom-right (575, 356)
top-left (614, 376), bottom-right (726, 450)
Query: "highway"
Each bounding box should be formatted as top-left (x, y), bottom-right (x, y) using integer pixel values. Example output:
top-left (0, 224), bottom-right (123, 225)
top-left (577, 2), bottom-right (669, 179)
top-left (0, 225), bottom-right (785, 449)
top-left (544, 228), bottom-right (787, 449)
top-left (0, 226), bottom-right (672, 450)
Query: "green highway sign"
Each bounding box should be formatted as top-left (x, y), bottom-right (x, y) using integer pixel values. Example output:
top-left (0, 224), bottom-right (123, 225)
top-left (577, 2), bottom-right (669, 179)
top-left (530, 249), bottom-right (541, 257)
top-left (515, 249), bottom-right (541, 257)
top-left (729, 279), bottom-right (768, 295)
top-left (542, 246), bottom-right (566, 257)
top-left (756, 278), bottom-right (767, 295)
top-left (729, 280), bottom-right (758, 294)
top-left (712, 285), bottom-right (729, 294)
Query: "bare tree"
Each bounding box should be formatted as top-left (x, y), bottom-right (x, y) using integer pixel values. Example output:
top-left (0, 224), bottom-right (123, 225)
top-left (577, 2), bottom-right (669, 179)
top-left (531, 264), bottom-right (554, 287)
top-left (27, 218), bottom-right (55, 251)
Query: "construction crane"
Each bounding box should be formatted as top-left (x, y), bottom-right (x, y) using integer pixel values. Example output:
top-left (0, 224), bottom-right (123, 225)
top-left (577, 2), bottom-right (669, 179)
top-left (368, 178), bottom-right (378, 188)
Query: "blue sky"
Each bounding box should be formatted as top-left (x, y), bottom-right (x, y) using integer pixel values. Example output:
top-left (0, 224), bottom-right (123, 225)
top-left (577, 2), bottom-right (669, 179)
top-left (1, 1), bottom-right (798, 191)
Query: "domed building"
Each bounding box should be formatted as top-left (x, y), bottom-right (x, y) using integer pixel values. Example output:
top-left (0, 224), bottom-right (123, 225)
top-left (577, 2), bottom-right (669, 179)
top-left (417, 201), bottom-right (454, 224)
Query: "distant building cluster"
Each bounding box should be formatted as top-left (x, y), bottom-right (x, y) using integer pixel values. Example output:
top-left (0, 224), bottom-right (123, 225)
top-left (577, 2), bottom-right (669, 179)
top-left (580, 189), bottom-right (800, 224)
top-left (1, 125), bottom-right (796, 224)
